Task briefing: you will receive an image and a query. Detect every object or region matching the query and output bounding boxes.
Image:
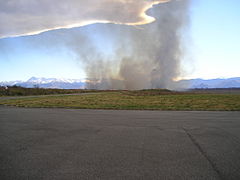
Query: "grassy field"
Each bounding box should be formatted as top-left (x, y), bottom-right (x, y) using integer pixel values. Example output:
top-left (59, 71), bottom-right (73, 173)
top-left (0, 86), bottom-right (112, 96)
top-left (1, 89), bottom-right (240, 111)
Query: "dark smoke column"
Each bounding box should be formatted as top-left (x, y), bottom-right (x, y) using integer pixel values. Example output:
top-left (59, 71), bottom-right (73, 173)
top-left (149, 0), bottom-right (190, 89)
top-left (117, 0), bottom-right (191, 90)
top-left (75, 0), bottom-right (191, 90)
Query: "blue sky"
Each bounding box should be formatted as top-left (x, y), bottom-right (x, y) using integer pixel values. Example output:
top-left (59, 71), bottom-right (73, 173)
top-left (0, 0), bottom-right (240, 81)
top-left (188, 0), bottom-right (240, 79)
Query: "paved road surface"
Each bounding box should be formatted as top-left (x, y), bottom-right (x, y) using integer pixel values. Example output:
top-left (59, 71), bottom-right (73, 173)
top-left (0, 106), bottom-right (240, 180)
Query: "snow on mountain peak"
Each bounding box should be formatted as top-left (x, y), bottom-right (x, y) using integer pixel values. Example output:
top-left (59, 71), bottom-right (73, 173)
top-left (1, 77), bottom-right (240, 89)
top-left (26, 77), bottom-right (84, 84)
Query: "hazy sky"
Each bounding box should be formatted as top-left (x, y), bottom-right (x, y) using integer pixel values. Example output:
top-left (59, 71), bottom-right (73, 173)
top-left (0, 0), bottom-right (240, 81)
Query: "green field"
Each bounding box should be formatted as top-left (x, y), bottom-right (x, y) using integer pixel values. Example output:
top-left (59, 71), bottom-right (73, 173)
top-left (0, 86), bottom-right (107, 96)
top-left (1, 90), bottom-right (240, 111)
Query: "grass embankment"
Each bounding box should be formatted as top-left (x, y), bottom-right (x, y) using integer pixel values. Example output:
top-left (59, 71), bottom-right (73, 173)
top-left (0, 86), bottom-right (111, 96)
top-left (1, 90), bottom-right (240, 111)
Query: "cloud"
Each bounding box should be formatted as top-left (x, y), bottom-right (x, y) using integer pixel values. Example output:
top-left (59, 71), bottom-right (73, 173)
top-left (0, 0), bottom-right (169, 38)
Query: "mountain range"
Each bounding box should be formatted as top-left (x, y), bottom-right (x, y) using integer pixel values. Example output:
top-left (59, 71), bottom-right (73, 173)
top-left (177, 77), bottom-right (240, 89)
top-left (0, 77), bottom-right (85, 89)
top-left (1, 77), bottom-right (240, 89)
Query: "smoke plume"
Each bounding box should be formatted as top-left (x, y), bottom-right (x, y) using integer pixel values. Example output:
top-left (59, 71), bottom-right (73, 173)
top-left (70, 0), bottom-right (190, 90)
top-left (0, 0), bottom-right (190, 90)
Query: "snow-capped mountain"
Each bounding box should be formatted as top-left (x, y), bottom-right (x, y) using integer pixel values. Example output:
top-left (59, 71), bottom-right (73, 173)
top-left (0, 80), bottom-right (24, 86)
top-left (177, 77), bottom-right (240, 89)
top-left (1, 77), bottom-right (240, 89)
top-left (26, 77), bottom-right (84, 84)
top-left (0, 77), bottom-right (85, 89)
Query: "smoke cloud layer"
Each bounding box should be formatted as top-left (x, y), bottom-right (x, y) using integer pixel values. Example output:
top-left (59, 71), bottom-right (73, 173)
top-left (0, 0), bottom-right (168, 38)
top-left (0, 0), bottom-right (191, 90)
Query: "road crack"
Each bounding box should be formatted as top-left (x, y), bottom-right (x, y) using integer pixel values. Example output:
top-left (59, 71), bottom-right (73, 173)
top-left (183, 128), bottom-right (224, 180)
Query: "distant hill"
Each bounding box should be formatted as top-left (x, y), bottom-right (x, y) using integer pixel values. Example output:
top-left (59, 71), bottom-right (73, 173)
top-left (177, 77), bottom-right (240, 89)
top-left (0, 77), bottom-right (85, 89)
top-left (1, 77), bottom-right (240, 89)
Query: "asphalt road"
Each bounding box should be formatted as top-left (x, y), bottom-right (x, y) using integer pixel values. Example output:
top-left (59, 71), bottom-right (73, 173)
top-left (0, 106), bottom-right (240, 180)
